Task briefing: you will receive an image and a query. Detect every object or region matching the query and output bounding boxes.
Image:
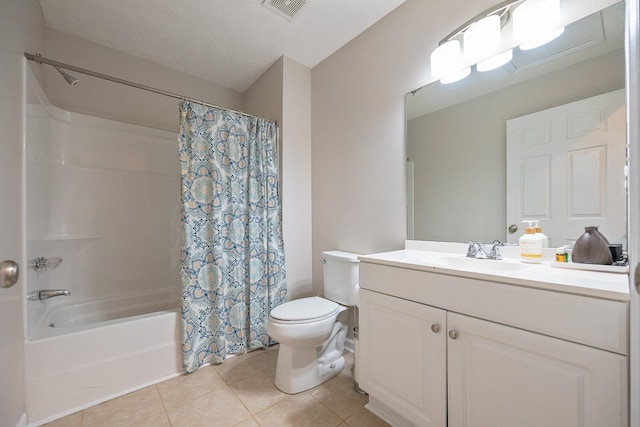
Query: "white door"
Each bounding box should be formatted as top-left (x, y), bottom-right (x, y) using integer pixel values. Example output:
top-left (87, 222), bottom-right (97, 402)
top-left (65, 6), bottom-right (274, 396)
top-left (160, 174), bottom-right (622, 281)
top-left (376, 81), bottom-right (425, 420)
top-left (359, 289), bottom-right (447, 427)
top-left (506, 90), bottom-right (627, 246)
top-left (447, 312), bottom-right (628, 427)
top-left (626, 0), bottom-right (640, 425)
top-left (0, 60), bottom-right (26, 423)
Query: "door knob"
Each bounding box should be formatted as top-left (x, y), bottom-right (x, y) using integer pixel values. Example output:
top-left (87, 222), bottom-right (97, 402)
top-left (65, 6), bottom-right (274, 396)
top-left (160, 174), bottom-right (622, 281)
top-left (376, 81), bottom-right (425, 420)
top-left (508, 224), bottom-right (518, 234)
top-left (0, 260), bottom-right (19, 289)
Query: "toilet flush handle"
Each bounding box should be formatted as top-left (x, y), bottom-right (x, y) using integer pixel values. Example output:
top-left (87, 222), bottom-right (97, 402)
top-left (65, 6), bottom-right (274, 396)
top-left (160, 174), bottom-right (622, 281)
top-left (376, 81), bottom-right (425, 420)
top-left (320, 258), bottom-right (326, 264)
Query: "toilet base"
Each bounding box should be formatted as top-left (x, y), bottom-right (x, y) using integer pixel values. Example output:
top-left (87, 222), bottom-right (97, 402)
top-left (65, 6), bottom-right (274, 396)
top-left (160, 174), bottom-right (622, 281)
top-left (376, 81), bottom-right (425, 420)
top-left (274, 318), bottom-right (347, 394)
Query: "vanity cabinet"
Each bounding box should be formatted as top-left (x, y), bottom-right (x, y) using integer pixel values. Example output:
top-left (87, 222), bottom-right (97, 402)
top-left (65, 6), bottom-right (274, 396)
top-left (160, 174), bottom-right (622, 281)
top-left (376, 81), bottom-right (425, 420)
top-left (360, 289), bottom-right (447, 427)
top-left (447, 312), bottom-right (626, 427)
top-left (358, 261), bottom-right (628, 427)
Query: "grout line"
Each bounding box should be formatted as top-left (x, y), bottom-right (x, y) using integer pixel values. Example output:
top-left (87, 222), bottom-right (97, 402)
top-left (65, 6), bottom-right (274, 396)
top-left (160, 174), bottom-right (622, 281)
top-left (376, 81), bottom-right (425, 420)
top-left (64, 346), bottom-right (367, 427)
top-left (311, 389), bottom-right (348, 422)
top-left (154, 384), bottom-right (173, 426)
top-left (227, 381), bottom-right (255, 418)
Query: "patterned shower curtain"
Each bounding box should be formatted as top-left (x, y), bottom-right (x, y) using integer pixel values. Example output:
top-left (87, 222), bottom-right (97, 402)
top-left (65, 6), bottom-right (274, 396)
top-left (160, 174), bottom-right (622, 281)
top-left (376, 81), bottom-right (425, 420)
top-left (178, 101), bottom-right (287, 373)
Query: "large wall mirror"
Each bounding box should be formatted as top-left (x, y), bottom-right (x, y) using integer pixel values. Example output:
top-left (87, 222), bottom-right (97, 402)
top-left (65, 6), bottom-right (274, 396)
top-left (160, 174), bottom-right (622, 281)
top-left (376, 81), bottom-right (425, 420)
top-left (406, 0), bottom-right (626, 248)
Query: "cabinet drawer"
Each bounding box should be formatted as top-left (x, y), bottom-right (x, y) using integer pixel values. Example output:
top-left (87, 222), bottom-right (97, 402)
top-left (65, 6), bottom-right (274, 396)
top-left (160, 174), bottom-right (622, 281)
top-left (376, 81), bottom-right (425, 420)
top-left (360, 262), bottom-right (628, 355)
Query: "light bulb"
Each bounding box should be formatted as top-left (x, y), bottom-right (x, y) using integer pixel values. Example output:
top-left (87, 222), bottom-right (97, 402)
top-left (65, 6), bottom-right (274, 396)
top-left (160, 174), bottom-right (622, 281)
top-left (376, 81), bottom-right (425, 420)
top-left (430, 40), bottom-right (464, 79)
top-left (464, 15), bottom-right (501, 64)
top-left (440, 67), bottom-right (471, 84)
top-left (477, 49), bottom-right (513, 72)
top-left (514, 0), bottom-right (564, 50)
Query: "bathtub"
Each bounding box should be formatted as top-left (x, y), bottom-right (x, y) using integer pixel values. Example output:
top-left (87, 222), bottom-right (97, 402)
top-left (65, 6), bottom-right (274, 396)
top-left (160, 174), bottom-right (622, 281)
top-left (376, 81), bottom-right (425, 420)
top-left (23, 67), bottom-right (184, 425)
top-left (24, 290), bottom-right (183, 425)
top-left (32, 288), bottom-right (179, 339)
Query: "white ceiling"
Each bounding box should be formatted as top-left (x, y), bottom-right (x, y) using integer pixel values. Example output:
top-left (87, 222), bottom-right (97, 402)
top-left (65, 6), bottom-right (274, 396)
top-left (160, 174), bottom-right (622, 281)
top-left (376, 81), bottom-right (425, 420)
top-left (38, 0), bottom-right (407, 92)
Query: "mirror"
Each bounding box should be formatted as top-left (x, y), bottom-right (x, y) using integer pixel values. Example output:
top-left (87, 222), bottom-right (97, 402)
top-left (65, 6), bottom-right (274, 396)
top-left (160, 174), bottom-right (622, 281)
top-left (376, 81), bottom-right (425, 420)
top-left (406, 1), bottom-right (626, 247)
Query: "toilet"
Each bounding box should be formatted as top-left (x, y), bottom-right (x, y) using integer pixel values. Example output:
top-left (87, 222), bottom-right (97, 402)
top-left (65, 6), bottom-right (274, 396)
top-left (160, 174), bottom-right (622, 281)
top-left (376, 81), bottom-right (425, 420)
top-left (267, 250), bottom-right (359, 394)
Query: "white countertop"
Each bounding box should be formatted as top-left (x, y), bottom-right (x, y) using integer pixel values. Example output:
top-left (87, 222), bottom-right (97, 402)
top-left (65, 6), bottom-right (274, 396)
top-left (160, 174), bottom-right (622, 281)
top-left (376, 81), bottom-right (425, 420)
top-left (358, 241), bottom-right (630, 301)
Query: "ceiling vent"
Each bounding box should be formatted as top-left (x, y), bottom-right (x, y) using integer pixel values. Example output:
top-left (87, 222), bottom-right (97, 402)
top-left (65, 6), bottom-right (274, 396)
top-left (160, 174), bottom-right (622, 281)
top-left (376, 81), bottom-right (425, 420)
top-left (262, 0), bottom-right (308, 20)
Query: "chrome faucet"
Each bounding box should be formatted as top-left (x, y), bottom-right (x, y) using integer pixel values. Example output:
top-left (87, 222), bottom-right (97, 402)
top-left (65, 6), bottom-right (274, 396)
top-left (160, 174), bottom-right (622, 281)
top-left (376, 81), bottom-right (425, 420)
top-left (488, 239), bottom-right (503, 260)
top-left (466, 241), bottom-right (488, 259)
top-left (467, 240), bottom-right (503, 260)
top-left (28, 289), bottom-right (71, 301)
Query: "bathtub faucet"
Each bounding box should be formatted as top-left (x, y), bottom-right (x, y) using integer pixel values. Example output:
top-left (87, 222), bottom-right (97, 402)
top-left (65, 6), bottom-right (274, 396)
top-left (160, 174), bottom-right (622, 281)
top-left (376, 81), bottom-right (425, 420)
top-left (27, 289), bottom-right (71, 301)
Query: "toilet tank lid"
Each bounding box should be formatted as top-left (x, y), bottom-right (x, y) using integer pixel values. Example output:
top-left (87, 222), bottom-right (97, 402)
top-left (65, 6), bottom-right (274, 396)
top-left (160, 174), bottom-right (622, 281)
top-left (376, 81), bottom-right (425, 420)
top-left (322, 250), bottom-right (360, 262)
top-left (270, 297), bottom-right (339, 321)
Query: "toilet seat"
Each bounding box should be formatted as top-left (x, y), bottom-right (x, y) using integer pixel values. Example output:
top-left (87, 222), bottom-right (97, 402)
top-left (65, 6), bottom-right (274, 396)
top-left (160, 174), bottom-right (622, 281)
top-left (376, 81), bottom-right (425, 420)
top-left (269, 296), bottom-right (339, 324)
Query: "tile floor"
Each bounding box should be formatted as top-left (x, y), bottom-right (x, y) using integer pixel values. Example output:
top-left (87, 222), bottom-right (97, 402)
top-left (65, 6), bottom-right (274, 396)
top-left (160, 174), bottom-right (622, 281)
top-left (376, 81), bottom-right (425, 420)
top-left (44, 346), bottom-right (390, 427)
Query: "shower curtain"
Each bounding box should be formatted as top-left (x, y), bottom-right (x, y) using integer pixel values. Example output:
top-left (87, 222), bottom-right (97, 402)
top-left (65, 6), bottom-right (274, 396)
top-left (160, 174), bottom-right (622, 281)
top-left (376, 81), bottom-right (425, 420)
top-left (178, 101), bottom-right (287, 373)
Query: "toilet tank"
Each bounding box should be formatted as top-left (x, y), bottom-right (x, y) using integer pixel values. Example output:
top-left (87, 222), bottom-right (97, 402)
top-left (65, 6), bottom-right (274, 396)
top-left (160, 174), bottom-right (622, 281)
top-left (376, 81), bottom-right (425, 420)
top-left (322, 250), bottom-right (359, 306)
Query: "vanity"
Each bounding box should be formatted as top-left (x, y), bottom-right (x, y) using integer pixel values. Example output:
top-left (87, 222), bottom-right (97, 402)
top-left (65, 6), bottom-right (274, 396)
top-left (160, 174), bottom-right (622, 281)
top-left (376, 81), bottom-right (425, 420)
top-left (358, 241), bottom-right (629, 427)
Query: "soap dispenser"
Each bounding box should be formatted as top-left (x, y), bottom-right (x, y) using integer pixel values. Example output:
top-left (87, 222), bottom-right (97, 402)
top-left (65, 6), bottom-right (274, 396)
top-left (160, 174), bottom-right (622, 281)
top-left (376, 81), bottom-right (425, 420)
top-left (533, 220), bottom-right (549, 248)
top-left (519, 220), bottom-right (543, 264)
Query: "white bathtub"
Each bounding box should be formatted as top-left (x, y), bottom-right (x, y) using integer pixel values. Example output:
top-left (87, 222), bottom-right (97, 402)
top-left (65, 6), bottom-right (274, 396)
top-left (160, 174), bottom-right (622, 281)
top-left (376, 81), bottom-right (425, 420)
top-left (32, 288), bottom-right (179, 339)
top-left (24, 291), bottom-right (183, 425)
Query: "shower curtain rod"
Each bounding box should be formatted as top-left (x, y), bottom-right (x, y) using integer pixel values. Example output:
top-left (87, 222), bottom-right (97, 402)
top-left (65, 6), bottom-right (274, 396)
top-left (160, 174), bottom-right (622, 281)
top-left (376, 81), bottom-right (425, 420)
top-left (24, 52), bottom-right (275, 123)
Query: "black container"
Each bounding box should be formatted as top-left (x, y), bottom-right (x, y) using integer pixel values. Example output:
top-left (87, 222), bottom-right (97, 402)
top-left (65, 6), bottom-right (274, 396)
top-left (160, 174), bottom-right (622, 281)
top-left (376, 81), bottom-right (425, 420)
top-left (571, 226), bottom-right (613, 265)
top-left (608, 244), bottom-right (623, 262)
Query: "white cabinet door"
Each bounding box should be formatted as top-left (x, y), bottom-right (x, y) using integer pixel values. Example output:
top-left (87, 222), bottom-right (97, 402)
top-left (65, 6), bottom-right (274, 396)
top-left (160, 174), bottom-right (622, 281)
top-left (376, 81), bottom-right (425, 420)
top-left (360, 289), bottom-right (447, 427)
top-left (447, 312), bottom-right (628, 427)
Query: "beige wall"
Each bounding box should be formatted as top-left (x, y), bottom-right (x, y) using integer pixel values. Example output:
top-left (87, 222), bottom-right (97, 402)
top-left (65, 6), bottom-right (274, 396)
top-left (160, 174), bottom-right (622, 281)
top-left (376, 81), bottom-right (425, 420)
top-left (0, 0), bottom-right (45, 423)
top-left (281, 58), bottom-right (312, 298)
top-left (42, 29), bottom-right (244, 132)
top-left (245, 57), bottom-right (313, 300)
top-left (244, 58), bottom-right (283, 124)
top-left (310, 0), bottom-right (485, 291)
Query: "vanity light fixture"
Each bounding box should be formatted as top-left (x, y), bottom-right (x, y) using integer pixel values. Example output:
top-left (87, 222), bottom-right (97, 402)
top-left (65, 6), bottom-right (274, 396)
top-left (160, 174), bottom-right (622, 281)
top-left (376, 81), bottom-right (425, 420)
top-left (513, 0), bottom-right (565, 50)
top-left (465, 14), bottom-right (514, 72)
top-left (430, 0), bottom-right (565, 84)
top-left (463, 15), bottom-right (502, 64)
top-left (430, 40), bottom-right (471, 83)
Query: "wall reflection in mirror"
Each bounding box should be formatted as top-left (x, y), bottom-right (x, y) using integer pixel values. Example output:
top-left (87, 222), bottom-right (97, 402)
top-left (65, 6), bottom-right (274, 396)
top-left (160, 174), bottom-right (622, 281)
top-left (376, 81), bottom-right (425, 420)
top-left (406, 1), bottom-right (626, 249)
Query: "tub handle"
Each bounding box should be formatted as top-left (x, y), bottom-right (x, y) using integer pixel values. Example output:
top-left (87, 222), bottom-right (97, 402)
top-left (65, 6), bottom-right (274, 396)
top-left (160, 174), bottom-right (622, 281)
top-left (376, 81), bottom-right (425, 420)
top-left (28, 289), bottom-right (71, 300)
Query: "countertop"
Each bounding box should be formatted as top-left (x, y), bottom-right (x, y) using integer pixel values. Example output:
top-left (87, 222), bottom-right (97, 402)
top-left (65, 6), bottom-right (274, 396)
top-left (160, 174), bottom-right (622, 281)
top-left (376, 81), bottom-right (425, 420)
top-left (358, 241), bottom-right (630, 301)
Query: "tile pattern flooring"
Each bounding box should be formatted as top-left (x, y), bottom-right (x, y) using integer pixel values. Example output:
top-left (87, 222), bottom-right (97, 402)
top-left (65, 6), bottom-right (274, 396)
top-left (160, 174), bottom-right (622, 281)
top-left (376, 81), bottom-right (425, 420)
top-left (45, 346), bottom-right (390, 426)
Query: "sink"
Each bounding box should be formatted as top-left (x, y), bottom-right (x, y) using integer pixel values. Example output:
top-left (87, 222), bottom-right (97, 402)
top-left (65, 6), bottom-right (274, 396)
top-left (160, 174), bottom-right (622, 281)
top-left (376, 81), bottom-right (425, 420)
top-left (430, 255), bottom-right (528, 272)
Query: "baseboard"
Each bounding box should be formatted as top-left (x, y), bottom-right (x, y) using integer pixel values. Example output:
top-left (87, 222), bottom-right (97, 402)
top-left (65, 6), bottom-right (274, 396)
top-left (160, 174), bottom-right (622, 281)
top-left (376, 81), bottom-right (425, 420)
top-left (344, 336), bottom-right (355, 353)
top-left (16, 412), bottom-right (28, 427)
top-left (366, 396), bottom-right (414, 427)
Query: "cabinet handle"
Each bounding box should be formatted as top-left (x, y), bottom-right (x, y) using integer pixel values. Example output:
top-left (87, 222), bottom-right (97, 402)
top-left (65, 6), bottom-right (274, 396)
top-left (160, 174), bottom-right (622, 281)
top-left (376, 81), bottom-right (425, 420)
top-left (448, 330), bottom-right (458, 339)
top-left (431, 324), bottom-right (440, 333)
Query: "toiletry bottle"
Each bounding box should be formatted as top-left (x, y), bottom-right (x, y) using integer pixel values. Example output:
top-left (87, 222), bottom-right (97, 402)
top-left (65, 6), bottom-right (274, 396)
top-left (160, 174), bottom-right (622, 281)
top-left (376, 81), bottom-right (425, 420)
top-left (555, 246), bottom-right (568, 262)
top-left (533, 220), bottom-right (549, 248)
top-left (520, 220), bottom-right (543, 264)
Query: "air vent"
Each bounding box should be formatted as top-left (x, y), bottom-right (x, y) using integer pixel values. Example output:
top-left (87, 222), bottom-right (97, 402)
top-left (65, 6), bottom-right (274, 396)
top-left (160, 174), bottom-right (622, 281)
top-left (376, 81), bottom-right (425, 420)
top-left (262, 0), bottom-right (308, 20)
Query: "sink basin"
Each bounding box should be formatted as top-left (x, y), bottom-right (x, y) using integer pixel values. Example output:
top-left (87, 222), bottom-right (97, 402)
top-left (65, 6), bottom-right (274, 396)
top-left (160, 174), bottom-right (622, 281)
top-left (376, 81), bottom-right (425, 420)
top-left (430, 255), bottom-right (528, 272)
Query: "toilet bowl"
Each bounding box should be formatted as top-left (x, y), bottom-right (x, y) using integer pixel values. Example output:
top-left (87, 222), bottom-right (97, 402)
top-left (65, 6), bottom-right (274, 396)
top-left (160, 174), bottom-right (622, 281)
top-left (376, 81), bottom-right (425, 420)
top-left (268, 296), bottom-right (348, 394)
top-left (267, 250), bottom-right (359, 394)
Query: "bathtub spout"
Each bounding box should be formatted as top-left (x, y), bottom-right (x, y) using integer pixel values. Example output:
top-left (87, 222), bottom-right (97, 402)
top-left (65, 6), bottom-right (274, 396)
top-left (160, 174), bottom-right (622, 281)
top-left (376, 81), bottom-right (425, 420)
top-left (28, 289), bottom-right (71, 301)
